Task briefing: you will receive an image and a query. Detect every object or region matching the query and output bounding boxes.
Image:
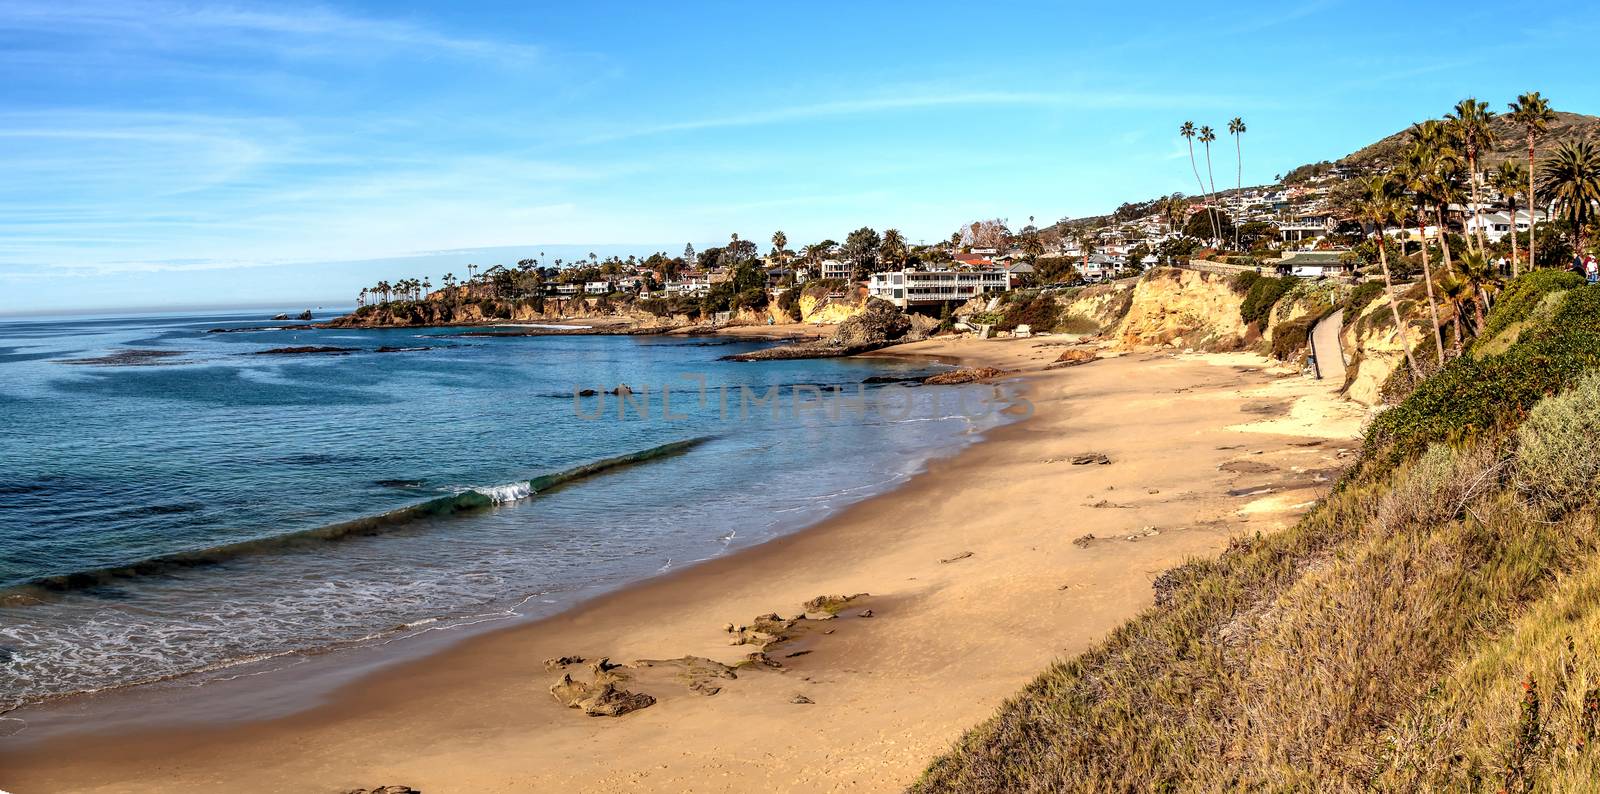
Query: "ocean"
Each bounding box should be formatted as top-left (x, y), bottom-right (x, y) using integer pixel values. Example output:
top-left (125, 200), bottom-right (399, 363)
top-left (0, 309), bottom-right (1014, 721)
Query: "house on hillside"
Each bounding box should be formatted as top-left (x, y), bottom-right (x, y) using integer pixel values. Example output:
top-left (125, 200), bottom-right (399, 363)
top-left (867, 267), bottom-right (1011, 309)
top-left (1279, 213), bottom-right (1336, 243)
top-left (1271, 251), bottom-right (1354, 279)
top-left (819, 259), bottom-right (853, 281)
top-left (1466, 209), bottom-right (1547, 243)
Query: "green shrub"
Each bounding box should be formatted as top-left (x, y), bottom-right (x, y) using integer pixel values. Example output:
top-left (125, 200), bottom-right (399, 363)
top-left (775, 288), bottom-right (802, 321)
top-left (996, 294), bottom-right (1059, 332)
top-left (1344, 281), bottom-right (1384, 317)
top-left (1472, 269), bottom-right (1586, 353)
top-left (1515, 371), bottom-right (1600, 516)
top-left (1270, 316), bottom-right (1316, 360)
top-left (1240, 276), bottom-right (1295, 325)
top-left (1055, 314), bottom-right (1101, 334)
top-left (1230, 270), bottom-right (1261, 295)
top-left (1363, 286), bottom-right (1600, 472)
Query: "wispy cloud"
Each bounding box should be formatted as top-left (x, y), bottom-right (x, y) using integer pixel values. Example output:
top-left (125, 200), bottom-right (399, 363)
top-left (0, 0), bottom-right (543, 64)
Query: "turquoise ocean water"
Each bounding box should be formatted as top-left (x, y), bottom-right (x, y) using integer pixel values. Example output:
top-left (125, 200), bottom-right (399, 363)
top-left (0, 310), bottom-right (1014, 717)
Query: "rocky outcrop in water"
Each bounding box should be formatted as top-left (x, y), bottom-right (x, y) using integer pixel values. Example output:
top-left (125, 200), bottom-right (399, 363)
top-left (726, 299), bottom-right (927, 361)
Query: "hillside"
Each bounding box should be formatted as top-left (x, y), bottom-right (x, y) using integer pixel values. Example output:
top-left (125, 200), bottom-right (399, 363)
top-left (1341, 109), bottom-right (1600, 170)
top-left (916, 273), bottom-right (1600, 792)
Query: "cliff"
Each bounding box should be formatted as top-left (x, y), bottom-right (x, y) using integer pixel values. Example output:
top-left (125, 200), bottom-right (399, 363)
top-left (1113, 268), bottom-right (1248, 351)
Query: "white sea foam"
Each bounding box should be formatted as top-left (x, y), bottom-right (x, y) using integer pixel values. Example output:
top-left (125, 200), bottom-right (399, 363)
top-left (470, 481), bottom-right (533, 503)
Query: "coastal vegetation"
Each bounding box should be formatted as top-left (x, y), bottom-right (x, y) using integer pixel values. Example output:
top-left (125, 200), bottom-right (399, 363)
top-left (918, 278), bottom-right (1600, 792)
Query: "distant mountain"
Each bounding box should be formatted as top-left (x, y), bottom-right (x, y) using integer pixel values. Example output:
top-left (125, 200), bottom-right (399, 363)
top-left (1339, 109), bottom-right (1600, 169)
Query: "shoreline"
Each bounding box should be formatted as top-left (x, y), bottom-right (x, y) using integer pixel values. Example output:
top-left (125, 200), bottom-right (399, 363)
top-left (0, 337), bottom-right (1367, 793)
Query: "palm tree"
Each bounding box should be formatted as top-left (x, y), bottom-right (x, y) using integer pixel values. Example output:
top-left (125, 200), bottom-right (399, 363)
top-left (422, 277), bottom-right (432, 299)
top-left (1076, 227), bottom-right (1097, 273)
top-left (771, 230), bottom-right (788, 265)
top-left (1508, 92), bottom-right (1556, 274)
top-left (1163, 195), bottom-right (1187, 237)
top-left (1229, 117), bottom-right (1246, 250)
top-left (881, 228), bottom-right (907, 269)
top-left (1492, 160), bottom-right (1529, 275)
top-left (357, 287), bottom-right (367, 307)
top-left (1180, 122), bottom-right (1218, 241)
top-left (1397, 125), bottom-right (1448, 365)
top-left (1437, 275), bottom-right (1471, 354)
top-left (1356, 178), bottom-right (1420, 376)
top-left (1539, 139), bottom-right (1600, 256)
top-left (1446, 98), bottom-right (1497, 254)
top-left (1357, 177), bottom-right (1420, 378)
top-left (1199, 125), bottom-right (1222, 244)
top-left (1458, 250), bottom-right (1500, 333)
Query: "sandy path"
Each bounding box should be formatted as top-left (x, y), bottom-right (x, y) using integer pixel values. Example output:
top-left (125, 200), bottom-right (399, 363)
top-left (0, 337), bottom-right (1364, 794)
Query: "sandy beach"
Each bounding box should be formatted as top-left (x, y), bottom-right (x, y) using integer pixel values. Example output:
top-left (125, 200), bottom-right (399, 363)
top-left (0, 335), bottom-right (1365, 793)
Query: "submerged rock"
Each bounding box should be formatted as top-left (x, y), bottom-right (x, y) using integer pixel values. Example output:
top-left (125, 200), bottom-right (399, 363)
top-left (251, 346), bottom-right (359, 356)
top-left (922, 367), bottom-right (1010, 385)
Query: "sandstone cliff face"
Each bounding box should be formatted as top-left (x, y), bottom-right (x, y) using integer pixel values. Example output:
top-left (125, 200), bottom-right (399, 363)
top-left (1339, 289), bottom-right (1433, 407)
top-left (1113, 268), bottom-right (1247, 351)
top-left (797, 284), bottom-right (868, 324)
top-left (1057, 281), bottom-right (1137, 334)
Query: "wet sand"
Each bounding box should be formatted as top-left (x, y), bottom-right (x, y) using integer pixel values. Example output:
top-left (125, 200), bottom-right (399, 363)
top-left (0, 335), bottom-right (1365, 793)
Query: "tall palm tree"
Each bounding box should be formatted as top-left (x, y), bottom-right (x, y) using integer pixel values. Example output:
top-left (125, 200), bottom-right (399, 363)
top-left (1180, 122), bottom-right (1219, 241)
top-left (1538, 139), bottom-right (1600, 256)
top-left (1492, 160), bottom-right (1529, 275)
top-left (771, 230), bottom-right (788, 265)
top-left (881, 228), bottom-right (907, 269)
top-left (1458, 250), bottom-right (1500, 332)
top-left (1199, 125), bottom-right (1222, 244)
top-left (1229, 117), bottom-right (1246, 250)
top-left (358, 287), bottom-right (367, 307)
top-left (1508, 92), bottom-right (1555, 274)
top-left (1397, 125), bottom-right (1449, 365)
top-left (1446, 98), bottom-right (1496, 254)
top-left (1076, 227), bottom-right (1097, 272)
top-left (1357, 177), bottom-right (1420, 378)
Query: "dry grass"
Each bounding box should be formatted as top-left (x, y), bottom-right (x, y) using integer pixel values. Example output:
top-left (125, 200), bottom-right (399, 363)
top-left (1515, 371), bottom-right (1600, 517)
top-left (917, 444), bottom-right (1599, 793)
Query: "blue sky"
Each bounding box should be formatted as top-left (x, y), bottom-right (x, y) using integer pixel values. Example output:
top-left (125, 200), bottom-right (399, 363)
top-left (3, 0), bottom-right (1598, 313)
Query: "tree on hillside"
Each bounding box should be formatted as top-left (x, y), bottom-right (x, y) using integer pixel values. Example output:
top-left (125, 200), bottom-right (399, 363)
top-left (843, 227), bottom-right (881, 279)
top-left (1446, 97), bottom-right (1497, 255)
top-left (880, 228), bottom-right (907, 270)
top-left (684, 243), bottom-right (696, 269)
top-left (1357, 177), bottom-right (1421, 378)
top-left (1397, 121), bottom-right (1450, 365)
top-left (1229, 117), bottom-right (1247, 250)
top-left (1180, 122), bottom-right (1219, 241)
top-left (1199, 125), bottom-right (1223, 245)
top-left (1493, 159), bottom-right (1529, 274)
top-left (1508, 92), bottom-right (1556, 275)
top-left (1539, 139), bottom-right (1600, 256)
top-left (1183, 208), bottom-right (1234, 242)
top-left (960, 219), bottom-right (1011, 249)
top-left (771, 230), bottom-right (788, 264)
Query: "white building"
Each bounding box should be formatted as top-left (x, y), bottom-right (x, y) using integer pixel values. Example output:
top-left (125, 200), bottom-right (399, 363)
top-left (1467, 209), bottom-right (1546, 242)
top-left (584, 280), bottom-right (615, 295)
top-left (665, 274), bottom-right (711, 297)
top-left (867, 267), bottom-right (1012, 308)
top-left (819, 259), bottom-right (854, 281)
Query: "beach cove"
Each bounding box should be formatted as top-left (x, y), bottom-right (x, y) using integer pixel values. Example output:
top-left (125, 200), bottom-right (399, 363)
top-left (0, 333), bottom-right (1366, 793)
